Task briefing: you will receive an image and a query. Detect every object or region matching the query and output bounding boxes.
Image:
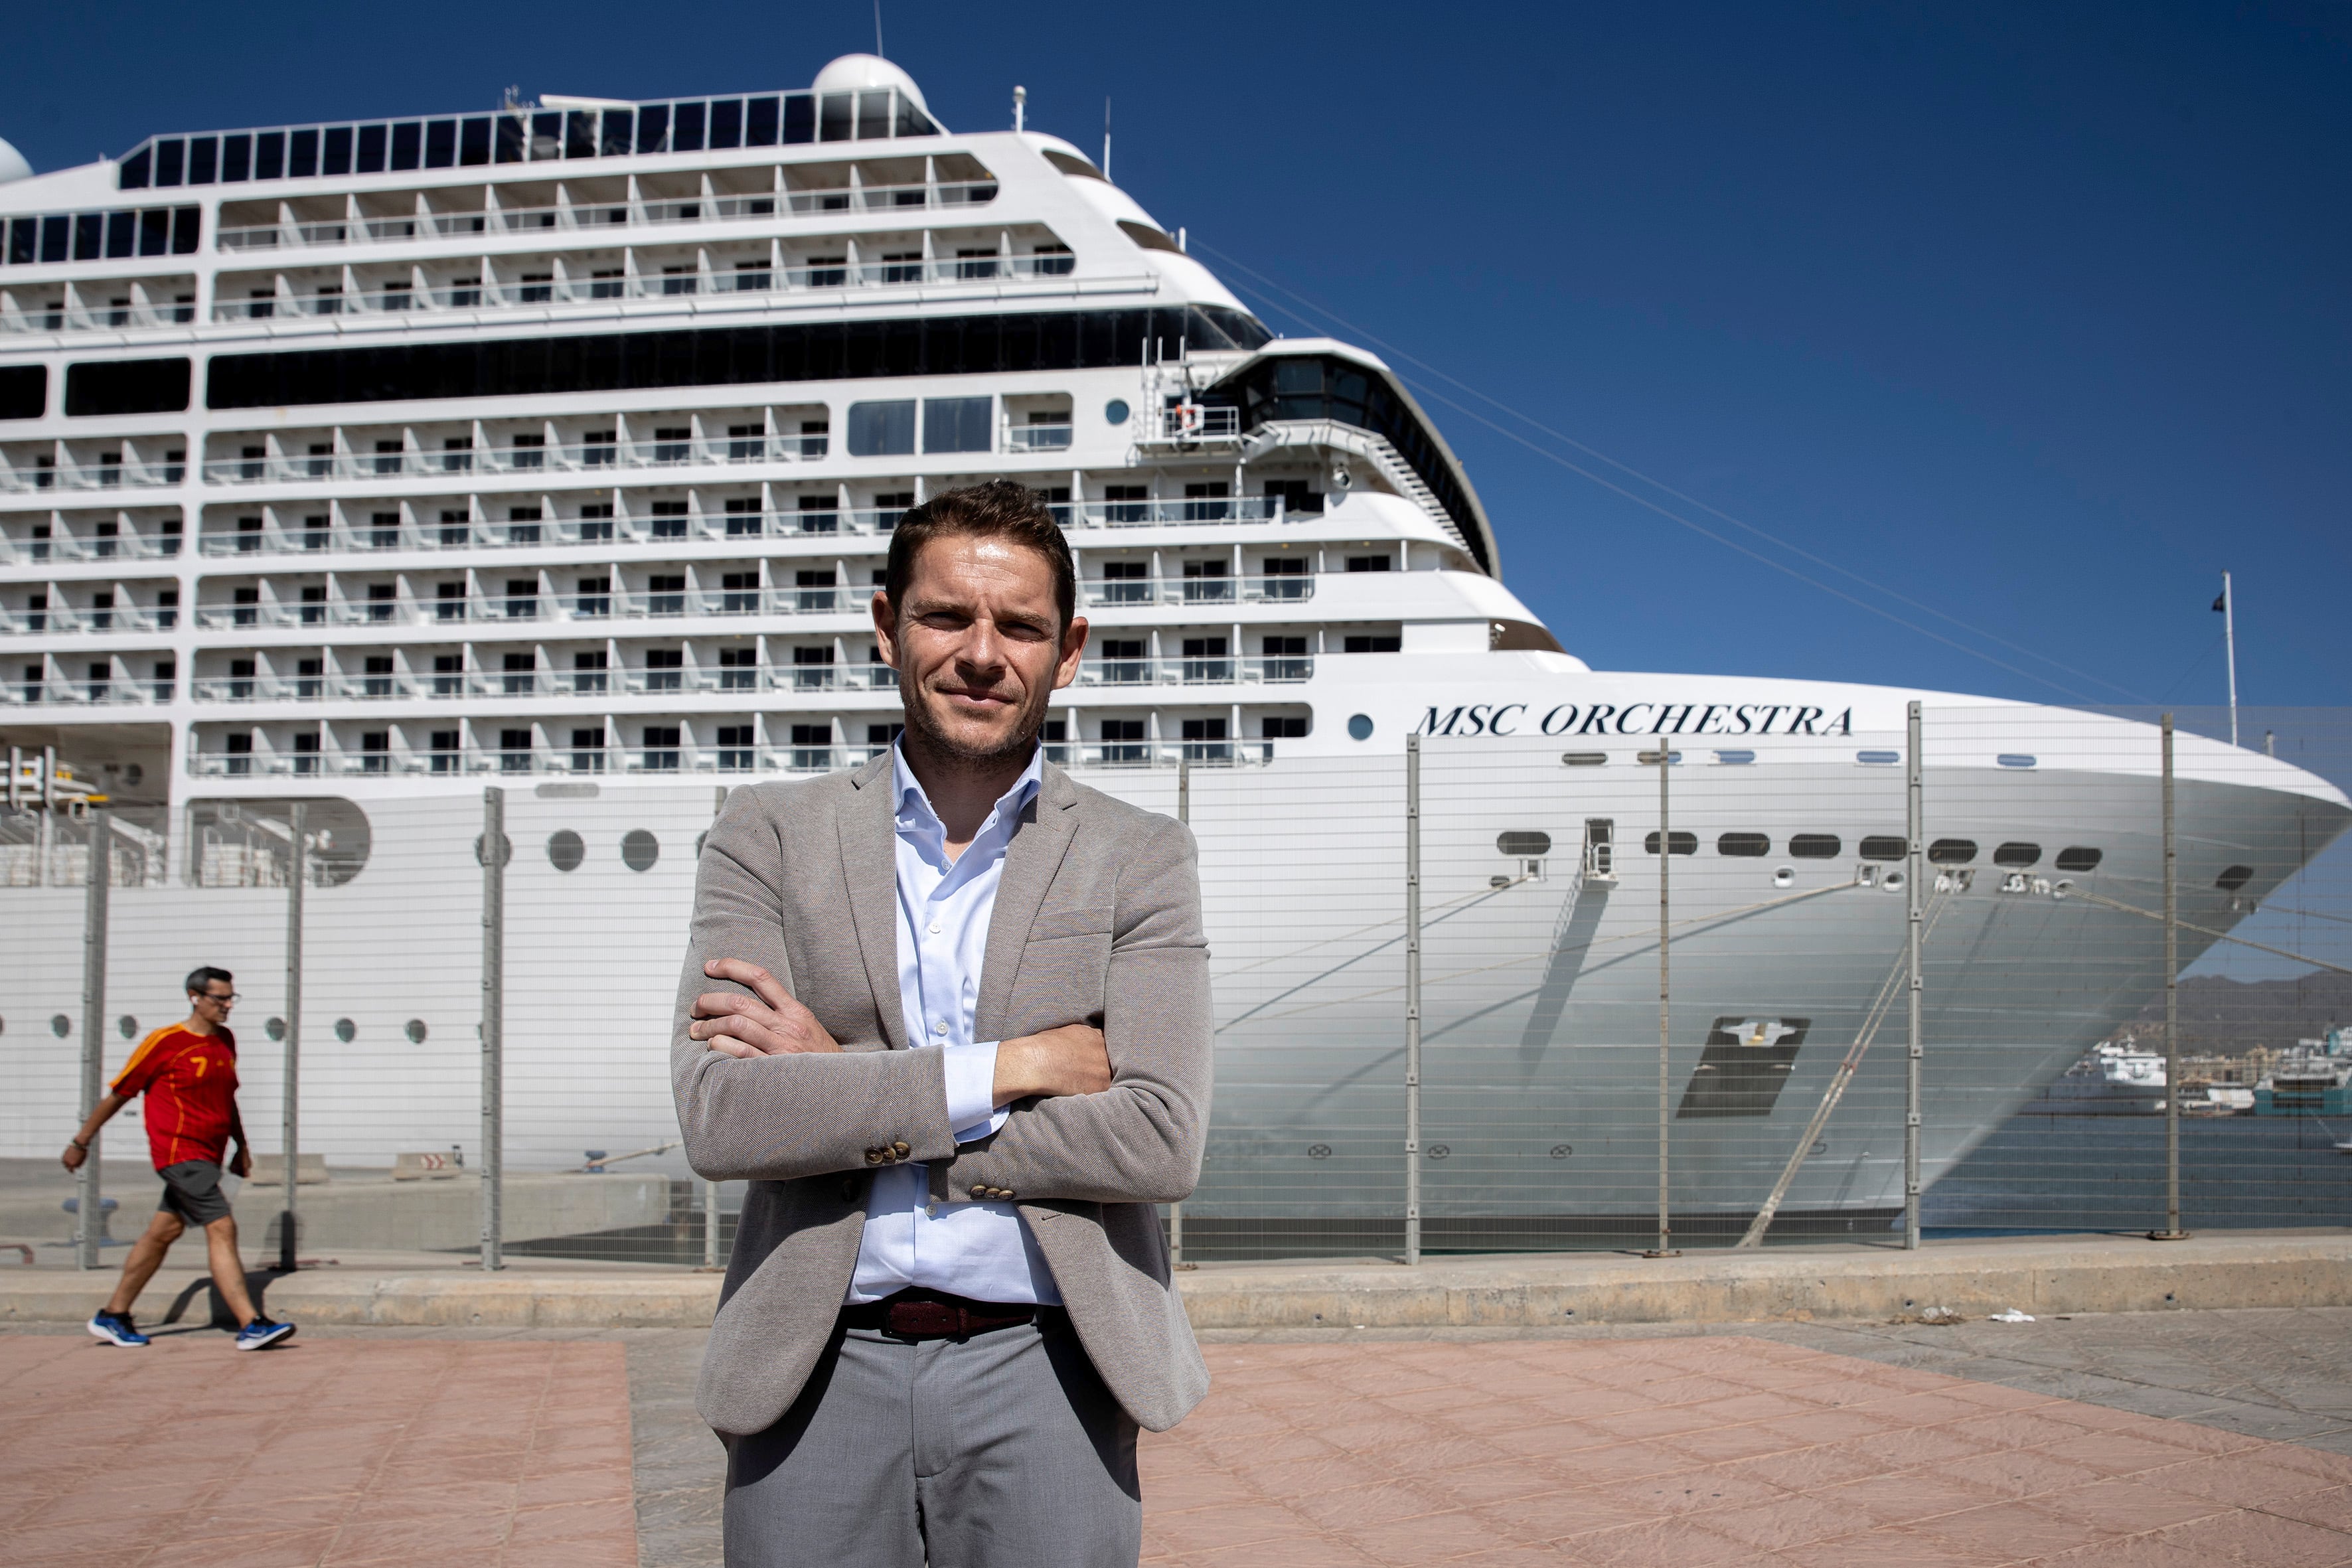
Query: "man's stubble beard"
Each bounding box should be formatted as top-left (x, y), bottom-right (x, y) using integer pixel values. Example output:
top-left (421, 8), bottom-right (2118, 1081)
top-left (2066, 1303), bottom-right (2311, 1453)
top-left (900, 674), bottom-right (1052, 769)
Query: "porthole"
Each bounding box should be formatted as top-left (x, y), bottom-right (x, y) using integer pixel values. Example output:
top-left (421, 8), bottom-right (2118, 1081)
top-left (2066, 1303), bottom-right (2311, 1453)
top-left (2055, 846), bottom-right (2103, 873)
top-left (1859, 835), bottom-right (1907, 861)
top-left (265, 1016), bottom-right (286, 1041)
top-left (1927, 839), bottom-right (1978, 864)
top-left (1994, 842), bottom-right (2041, 868)
top-left (1560, 751), bottom-right (1607, 767)
top-left (1105, 398), bottom-right (1130, 425)
top-left (1997, 754), bottom-right (2037, 769)
top-left (1857, 749), bottom-right (1900, 765)
top-left (1549, 1144), bottom-right (1573, 1159)
top-left (1496, 831), bottom-right (1551, 857)
top-left (404, 1018), bottom-right (428, 1044)
top-left (1713, 749), bottom-right (1755, 765)
top-left (334, 1018), bottom-right (356, 1044)
top-left (621, 829), bottom-right (661, 872)
top-left (2214, 864), bottom-right (2253, 892)
top-left (1642, 830), bottom-right (1697, 855)
top-left (1306, 1143), bottom-right (1332, 1159)
top-left (1346, 714), bottom-right (1373, 742)
top-left (50, 1014), bottom-right (70, 1038)
top-left (1717, 832), bottom-right (1770, 858)
top-left (473, 831), bottom-right (514, 867)
top-left (546, 829), bottom-right (585, 873)
top-left (1788, 834), bottom-right (1842, 859)
top-left (118, 1015), bottom-right (138, 1040)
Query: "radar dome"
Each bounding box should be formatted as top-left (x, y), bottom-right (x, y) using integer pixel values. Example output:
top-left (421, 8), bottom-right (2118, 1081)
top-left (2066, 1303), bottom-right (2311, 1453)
top-left (811, 54), bottom-right (927, 113)
top-left (0, 137), bottom-right (31, 186)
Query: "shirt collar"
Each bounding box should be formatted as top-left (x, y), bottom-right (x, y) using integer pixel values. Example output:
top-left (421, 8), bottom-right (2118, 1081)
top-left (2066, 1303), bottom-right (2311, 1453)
top-left (892, 742), bottom-right (1044, 848)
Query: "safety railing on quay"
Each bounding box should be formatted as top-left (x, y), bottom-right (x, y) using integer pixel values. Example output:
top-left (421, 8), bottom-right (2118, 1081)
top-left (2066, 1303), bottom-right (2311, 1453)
top-left (8, 706), bottom-right (2346, 1272)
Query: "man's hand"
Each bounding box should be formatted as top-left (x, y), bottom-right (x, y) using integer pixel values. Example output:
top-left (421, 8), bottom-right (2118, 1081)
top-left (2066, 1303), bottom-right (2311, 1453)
top-left (228, 1146), bottom-right (252, 1180)
top-left (692, 960), bottom-right (844, 1059)
top-left (992, 1023), bottom-right (1112, 1109)
top-left (60, 1140), bottom-right (87, 1174)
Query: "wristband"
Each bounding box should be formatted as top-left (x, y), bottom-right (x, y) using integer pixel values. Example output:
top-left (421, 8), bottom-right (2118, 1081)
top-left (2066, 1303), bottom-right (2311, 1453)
top-left (69, 1138), bottom-right (88, 1152)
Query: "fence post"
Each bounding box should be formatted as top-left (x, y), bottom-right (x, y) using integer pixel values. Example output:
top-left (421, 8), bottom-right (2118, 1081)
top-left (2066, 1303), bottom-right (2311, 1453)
top-left (1169, 759), bottom-right (1189, 1267)
top-left (1403, 736), bottom-right (1421, 1267)
top-left (1905, 702), bottom-right (1923, 1251)
top-left (78, 807), bottom-right (110, 1270)
top-left (2153, 715), bottom-right (2189, 1240)
top-left (279, 802), bottom-right (306, 1273)
top-left (1647, 736), bottom-right (1677, 1257)
top-left (702, 1178), bottom-right (721, 1269)
top-left (481, 787), bottom-right (506, 1271)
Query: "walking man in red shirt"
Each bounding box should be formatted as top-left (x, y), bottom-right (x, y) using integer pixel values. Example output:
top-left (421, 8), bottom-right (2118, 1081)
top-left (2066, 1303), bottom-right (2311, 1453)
top-left (60, 967), bottom-right (295, 1350)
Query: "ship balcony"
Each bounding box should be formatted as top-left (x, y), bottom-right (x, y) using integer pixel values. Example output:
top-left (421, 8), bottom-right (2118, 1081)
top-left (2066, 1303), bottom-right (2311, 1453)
top-left (184, 737), bottom-right (1271, 780)
top-left (208, 181), bottom-right (1000, 254)
top-left (1002, 421), bottom-right (1074, 452)
top-left (190, 586), bottom-right (872, 629)
top-left (198, 434), bottom-right (830, 486)
top-left (1, 455), bottom-right (185, 493)
top-left (0, 301), bottom-right (198, 335)
top-left (2, 530), bottom-right (181, 564)
top-left (3, 678), bottom-right (169, 708)
top-left (1, 604), bottom-right (170, 636)
top-left (1073, 656), bottom-right (1314, 687)
top-left (1077, 574), bottom-right (1316, 607)
top-left (195, 506), bottom-right (902, 556)
top-left (1086, 496), bottom-right (1286, 527)
top-left (1135, 406), bottom-right (1243, 447)
top-left (206, 251), bottom-right (1070, 327)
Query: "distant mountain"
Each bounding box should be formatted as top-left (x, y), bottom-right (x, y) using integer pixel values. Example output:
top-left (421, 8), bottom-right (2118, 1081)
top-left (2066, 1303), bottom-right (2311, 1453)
top-left (2126, 973), bottom-right (2352, 1050)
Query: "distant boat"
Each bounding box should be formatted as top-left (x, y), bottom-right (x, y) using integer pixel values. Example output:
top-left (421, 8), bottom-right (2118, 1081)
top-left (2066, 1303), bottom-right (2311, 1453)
top-left (2016, 1040), bottom-right (2168, 1116)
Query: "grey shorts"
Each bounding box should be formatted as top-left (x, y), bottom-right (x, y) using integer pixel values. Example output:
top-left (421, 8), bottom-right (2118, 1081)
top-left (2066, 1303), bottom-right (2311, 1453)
top-left (157, 1160), bottom-right (232, 1227)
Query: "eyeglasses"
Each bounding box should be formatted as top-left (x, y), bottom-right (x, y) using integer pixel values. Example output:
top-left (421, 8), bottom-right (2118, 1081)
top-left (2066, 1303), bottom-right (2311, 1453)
top-left (195, 991), bottom-right (240, 1004)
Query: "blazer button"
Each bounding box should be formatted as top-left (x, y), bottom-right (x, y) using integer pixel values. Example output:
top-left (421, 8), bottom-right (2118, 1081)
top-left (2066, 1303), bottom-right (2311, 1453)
top-left (892, 1140), bottom-right (910, 1156)
top-left (969, 1184), bottom-right (987, 1198)
top-left (865, 1150), bottom-right (884, 1165)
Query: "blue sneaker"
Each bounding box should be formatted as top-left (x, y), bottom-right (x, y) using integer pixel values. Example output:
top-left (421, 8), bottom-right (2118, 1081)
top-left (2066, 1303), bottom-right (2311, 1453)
top-left (234, 1316), bottom-right (295, 1351)
top-left (88, 1309), bottom-right (149, 1347)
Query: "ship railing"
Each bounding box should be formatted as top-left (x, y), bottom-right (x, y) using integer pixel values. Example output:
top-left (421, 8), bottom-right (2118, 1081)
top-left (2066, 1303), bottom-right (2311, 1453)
top-left (6, 301), bottom-right (199, 334)
top-left (1075, 575), bottom-right (1309, 607)
top-left (40, 456), bottom-right (185, 491)
top-left (0, 531), bottom-right (179, 564)
top-left (1004, 422), bottom-right (1075, 451)
top-left (755, 744), bottom-right (892, 774)
top-left (318, 674), bottom-right (430, 701)
top-left (1083, 495), bottom-right (1287, 528)
top-left (1063, 740), bottom-right (1275, 769)
top-left (1, 678), bottom-right (160, 707)
top-left (208, 185), bottom-right (997, 258)
top-left (1137, 405), bottom-right (1244, 445)
top-left (8, 603), bottom-right (166, 635)
top-left (1073, 656), bottom-right (1312, 688)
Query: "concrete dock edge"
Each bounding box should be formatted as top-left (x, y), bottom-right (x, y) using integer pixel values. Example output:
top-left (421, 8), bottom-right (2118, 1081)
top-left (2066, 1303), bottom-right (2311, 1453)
top-left (3, 1232), bottom-right (2344, 1332)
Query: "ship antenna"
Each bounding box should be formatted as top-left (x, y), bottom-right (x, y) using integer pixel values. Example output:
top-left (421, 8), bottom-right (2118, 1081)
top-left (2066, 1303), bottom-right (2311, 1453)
top-left (873, 0), bottom-right (886, 57)
top-left (1102, 97), bottom-right (1112, 179)
top-left (1014, 86), bottom-right (1026, 133)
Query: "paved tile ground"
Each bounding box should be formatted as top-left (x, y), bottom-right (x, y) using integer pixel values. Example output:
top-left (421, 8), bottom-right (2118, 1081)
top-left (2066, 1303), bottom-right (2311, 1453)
top-left (5, 1308), bottom-right (2349, 1566)
top-left (0, 1333), bottom-right (637, 1568)
top-left (1144, 1332), bottom-right (2352, 1565)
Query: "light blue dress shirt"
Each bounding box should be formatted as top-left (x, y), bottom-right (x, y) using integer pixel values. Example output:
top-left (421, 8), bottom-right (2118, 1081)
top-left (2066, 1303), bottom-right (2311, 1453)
top-left (844, 743), bottom-right (1061, 1305)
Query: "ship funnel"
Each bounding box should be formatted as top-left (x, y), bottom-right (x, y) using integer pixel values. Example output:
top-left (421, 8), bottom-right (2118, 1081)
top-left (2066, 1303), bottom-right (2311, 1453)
top-left (0, 137), bottom-right (31, 186)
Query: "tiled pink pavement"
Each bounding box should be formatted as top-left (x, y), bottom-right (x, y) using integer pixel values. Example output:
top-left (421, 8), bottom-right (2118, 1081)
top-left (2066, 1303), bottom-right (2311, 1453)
top-left (0, 1335), bottom-right (635, 1568)
top-left (1144, 1335), bottom-right (2352, 1566)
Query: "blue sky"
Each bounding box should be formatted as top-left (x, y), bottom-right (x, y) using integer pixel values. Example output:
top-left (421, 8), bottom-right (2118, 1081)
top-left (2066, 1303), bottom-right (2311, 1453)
top-left (9, 1), bottom-right (2347, 706)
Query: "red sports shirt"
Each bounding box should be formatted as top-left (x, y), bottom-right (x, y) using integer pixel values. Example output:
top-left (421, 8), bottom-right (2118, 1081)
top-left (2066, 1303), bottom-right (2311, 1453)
top-left (112, 1025), bottom-right (240, 1170)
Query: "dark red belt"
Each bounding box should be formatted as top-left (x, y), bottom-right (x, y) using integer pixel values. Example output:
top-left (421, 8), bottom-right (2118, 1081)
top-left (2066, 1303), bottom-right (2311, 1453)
top-left (839, 1287), bottom-right (1057, 1341)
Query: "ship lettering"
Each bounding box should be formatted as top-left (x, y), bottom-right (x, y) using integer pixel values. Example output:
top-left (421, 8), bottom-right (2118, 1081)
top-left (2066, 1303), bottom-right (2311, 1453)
top-left (1413, 701), bottom-right (1858, 738)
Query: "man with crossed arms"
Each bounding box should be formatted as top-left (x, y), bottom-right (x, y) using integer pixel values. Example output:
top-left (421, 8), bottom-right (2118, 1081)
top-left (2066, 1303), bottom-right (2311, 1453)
top-left (672, 479), bottom-right (1212, 1566)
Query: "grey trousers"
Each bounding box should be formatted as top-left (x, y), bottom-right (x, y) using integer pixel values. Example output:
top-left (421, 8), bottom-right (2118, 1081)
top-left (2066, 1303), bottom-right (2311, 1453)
top-left (723, 1316), bottom-right (1142, 1568)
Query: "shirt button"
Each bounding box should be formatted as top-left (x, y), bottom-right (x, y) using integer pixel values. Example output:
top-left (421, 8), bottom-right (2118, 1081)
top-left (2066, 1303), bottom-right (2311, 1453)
top-left (925, 1204), bottom-right (939, 1218)
top-left (933, 1020), bottom-right (948, 1036)
top-left (928, 921), bottom-right (942, 935)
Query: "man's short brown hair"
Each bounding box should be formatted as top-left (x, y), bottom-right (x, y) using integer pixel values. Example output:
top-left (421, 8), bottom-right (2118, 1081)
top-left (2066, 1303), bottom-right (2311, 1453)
top-left (884, 480), bottom-right (1075, 633)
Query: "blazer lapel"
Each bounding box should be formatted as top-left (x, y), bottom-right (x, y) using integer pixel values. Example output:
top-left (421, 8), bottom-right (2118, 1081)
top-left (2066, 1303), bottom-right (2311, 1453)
top-left (838, 752), bottom-right (907, 1050)
top-left (975, 764), bottom-right (1081, 1040)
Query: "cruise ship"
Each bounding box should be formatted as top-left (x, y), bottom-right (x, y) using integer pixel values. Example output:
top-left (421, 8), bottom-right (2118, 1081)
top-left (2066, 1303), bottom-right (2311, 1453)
top-left (3, 56), bottom-right (2345, 1247)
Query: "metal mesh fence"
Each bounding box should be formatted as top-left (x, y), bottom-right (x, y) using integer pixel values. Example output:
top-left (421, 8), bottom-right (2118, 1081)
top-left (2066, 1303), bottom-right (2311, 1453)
top-left (3, 704), bottom-right (2346, 1273)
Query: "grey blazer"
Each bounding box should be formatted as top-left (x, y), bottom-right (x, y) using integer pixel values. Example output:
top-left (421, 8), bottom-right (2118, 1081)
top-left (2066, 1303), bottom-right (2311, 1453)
top-left (671, 751), bottom-right (1213, 1438)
